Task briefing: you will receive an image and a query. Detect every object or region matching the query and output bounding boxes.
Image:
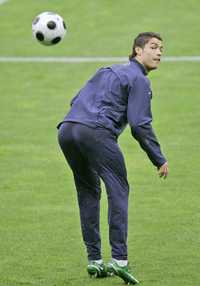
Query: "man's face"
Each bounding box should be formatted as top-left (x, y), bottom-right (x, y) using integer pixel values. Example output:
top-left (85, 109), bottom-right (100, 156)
top-left (135, 37), bottom-right (163, 71)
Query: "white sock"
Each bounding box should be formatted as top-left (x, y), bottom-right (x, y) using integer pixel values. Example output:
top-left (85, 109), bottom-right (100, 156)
top-left (91, 259), bottom-right (103, 264)
top-left (112, 258), bottom-right (128, 267)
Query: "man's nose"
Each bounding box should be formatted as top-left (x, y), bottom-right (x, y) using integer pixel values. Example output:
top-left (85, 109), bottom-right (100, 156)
top-left (157, 48), bottom-right (162, 56)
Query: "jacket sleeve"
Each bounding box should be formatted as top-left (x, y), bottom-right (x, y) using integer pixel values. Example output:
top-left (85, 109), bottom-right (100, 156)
top-left (127, 76), bottom-right (166, 167)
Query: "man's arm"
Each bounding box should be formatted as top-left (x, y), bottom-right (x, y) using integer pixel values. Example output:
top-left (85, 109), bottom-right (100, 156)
top-left (127, 76), bottom-right (167, 171)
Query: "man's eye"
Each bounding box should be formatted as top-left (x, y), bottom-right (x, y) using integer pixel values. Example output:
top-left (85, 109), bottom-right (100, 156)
top-left (151, 46), bottom-right (164, 52)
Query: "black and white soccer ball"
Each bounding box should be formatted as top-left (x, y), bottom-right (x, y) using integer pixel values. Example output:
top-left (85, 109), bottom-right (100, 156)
top-left (32, 12), bottom-right (67, 46)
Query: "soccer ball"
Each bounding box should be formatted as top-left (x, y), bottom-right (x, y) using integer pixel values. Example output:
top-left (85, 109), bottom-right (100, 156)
top-left (32, 12), bottom-right (67, 46)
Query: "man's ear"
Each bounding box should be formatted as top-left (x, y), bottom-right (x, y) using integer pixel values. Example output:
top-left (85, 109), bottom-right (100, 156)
top-left (135, 46), bottom-right (143, 57)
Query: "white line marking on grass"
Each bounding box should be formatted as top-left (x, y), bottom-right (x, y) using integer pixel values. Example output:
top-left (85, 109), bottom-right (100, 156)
top-left (0, 56), bottom-right (200, 63)
top-left (0, 0), bottom-right (8, 5)
top-left (162, 56), bottom-right (200, 62)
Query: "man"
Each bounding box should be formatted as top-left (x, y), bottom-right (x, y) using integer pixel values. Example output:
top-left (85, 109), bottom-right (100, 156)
top-left (57, 32), bottom-right (168, 284)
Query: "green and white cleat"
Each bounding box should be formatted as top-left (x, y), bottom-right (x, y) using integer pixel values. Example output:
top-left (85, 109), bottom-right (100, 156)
top-left (87, 261), bottom-right (108, 278)
top-left (107, 260), bottom-right (139, 285)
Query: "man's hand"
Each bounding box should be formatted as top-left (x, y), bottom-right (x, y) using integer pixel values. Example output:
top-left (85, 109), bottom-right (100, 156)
top-left (158, 162), bottom-right (168, 179)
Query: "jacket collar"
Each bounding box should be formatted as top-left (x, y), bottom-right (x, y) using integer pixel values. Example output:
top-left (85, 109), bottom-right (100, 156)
top-left (130, 58), bottom-right (148, 75)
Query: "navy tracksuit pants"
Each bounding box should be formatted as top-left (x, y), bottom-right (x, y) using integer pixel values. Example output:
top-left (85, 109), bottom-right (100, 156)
top-left (58, 122), bottom-right (129, 261)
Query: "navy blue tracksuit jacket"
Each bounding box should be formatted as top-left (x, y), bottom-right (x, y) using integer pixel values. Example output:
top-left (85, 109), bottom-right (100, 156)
top-left (58, 59), bottom-right (166, 167)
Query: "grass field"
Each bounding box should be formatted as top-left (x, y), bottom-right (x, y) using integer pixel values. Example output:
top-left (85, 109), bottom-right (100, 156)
top-left (0, 1), bottom-right (200, 286)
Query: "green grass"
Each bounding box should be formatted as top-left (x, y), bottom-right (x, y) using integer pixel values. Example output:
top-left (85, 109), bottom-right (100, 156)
top-left (0, 0), bottom-right (200, 285)
top-left (0, 0), bottom-right (200, 56)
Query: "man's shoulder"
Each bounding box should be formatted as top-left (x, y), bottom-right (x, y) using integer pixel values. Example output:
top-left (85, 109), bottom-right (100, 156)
top-left (111, 62), bottom-right (133, 73)
top-left (110, 62), bottom-right (138, 85)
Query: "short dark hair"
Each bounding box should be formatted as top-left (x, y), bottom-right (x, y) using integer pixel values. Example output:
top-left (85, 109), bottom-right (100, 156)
top-left (129, 32), bottom-right (163, 60)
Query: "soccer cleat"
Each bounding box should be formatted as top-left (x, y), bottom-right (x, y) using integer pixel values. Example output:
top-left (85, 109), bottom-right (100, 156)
top-left (87, 261), bottom-right (108, 278)
top-left (107, 260), bottom-right (139, 284)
